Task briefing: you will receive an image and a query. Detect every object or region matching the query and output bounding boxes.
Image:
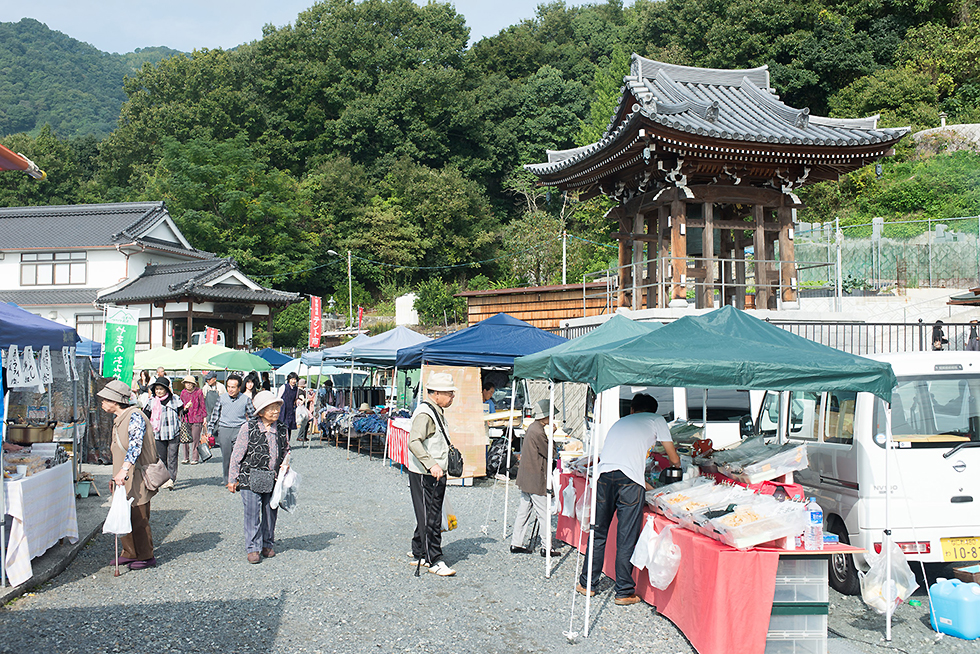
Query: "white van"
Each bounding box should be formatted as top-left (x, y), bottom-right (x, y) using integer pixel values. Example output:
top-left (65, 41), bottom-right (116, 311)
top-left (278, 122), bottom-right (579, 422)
top-left (754, 352), bottom-right (980, 594)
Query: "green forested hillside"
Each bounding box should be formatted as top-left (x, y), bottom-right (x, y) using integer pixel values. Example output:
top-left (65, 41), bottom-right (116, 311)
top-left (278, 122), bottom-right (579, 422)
top-left (1, 0), bottom-right (980, 336)
top-left (0, 18), bottom-right (180, 137)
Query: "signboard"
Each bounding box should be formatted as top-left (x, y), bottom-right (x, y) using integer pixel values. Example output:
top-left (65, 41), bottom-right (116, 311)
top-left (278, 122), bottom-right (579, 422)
top-left (357, 306), bottom-right (364, 331)
top-left (205, 327), bottom-right (220, 344)
top-left (102, 308), bottom-right (139, 381)
top-left (309, 296), bottom-right (322, 348)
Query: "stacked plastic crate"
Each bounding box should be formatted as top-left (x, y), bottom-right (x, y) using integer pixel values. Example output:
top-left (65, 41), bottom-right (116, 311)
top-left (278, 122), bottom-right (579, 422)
top-left (765, 556), bottom-right (829, 654)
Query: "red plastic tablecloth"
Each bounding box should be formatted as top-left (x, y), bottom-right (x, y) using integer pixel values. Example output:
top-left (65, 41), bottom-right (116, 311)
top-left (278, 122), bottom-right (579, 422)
top-left (557, 474), bottom-right (780, 654)
top-left (386, 418), bottom-right (411, 466)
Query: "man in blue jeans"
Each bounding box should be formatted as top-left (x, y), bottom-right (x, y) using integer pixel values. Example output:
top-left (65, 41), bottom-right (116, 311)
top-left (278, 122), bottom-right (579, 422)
top-left (577, 393), bottom-right (680, 605)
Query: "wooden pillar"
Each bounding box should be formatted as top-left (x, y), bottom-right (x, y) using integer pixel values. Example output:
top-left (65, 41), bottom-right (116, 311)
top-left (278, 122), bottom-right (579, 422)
top-left (632, 212), bottom-right (646, 310)
top-left (753, 205), bottom-right (767, 310)
top-left (617, 213), bottom-right (631, 308)
top-left (764, 212), bottom-right (778, 309)
top-left (645, 210), bottom-right (659, 309)
top-left (670, 199), bottom-right (688, 306)
top-left (701, 202), bottom-right (715, 309)
top-left (658, 206), bottom-right (670, 308)
top-left (186, 301), bottom-right (193, 350)
top-left (719, 227), bottom-right (733, 307)
top-left (735, 231), bottom-right (746, 310)
top-left (778, 201), bottom-right (798, 307)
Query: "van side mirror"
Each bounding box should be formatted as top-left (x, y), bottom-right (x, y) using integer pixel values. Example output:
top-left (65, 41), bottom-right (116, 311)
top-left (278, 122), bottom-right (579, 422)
top-left (739, 414), bottom-right (754, 437)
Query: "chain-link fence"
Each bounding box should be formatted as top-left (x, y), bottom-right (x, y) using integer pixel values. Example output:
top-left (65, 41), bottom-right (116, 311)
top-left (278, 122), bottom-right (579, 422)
top-left (796, 216), bottom-right (980, 289)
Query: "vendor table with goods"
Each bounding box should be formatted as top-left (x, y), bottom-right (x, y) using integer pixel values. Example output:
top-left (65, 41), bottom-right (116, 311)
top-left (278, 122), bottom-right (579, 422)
top-left (557, 472), bottom-right (861, 654)
top-left (4, 461), bottom-right (78, 586)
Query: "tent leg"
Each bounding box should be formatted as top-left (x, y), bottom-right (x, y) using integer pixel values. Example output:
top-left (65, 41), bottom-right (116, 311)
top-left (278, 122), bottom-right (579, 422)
top-left (546, 381), bottom-right (555, 578)
top-left (583, 395), bottom-right (602, 638)
top-left (1, 389), bottom-right (7, 588)
top-left (502, 379), bottom-right (517, 539)
top-left (884, 403), bottom-right (893, 641)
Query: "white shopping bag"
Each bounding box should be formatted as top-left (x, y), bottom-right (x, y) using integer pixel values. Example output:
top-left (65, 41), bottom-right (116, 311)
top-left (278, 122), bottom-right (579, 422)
top-left (103, 486), bottom-right (133, 535)
top-left (629, 514), bottom-right (659, 570)
top-left (647, 524), bottom-right (682, 590)
top-left (560, 481), bottom-right (576, 517)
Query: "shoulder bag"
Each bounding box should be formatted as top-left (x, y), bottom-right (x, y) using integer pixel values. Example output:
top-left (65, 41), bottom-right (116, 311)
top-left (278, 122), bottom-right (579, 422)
top-left (425, 402), bottom-right (463, 478)
top-left (114, 412), bottom-right (170, 492)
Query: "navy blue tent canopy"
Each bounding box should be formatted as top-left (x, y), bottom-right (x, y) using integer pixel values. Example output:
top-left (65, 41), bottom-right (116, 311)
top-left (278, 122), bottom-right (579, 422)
top-left (0, 303), bottom-right (80, 350)
top-left (252, 347), bottom-right (293, 367)
top-left (395, 313), bottom-right (567, 368)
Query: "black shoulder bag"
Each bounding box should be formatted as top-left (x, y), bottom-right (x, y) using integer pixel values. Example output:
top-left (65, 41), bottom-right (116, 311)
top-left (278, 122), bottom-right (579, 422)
top-left (424, 402), bottom-right (463, 477)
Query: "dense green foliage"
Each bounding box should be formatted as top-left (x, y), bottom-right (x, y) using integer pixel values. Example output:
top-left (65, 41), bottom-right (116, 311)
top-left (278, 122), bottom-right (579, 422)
top-left (3, 0), bottom-right (980, 331)
top-left (0, 19), bottom-right (179, 137)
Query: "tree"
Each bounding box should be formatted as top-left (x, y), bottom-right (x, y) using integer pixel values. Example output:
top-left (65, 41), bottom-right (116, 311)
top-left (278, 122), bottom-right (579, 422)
top-left (577, 44), bottom-right (630, 146)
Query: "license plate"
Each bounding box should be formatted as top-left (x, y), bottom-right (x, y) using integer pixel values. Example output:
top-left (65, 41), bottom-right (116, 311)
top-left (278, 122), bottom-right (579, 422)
top-left (941, 537), bottom-right (980, 562)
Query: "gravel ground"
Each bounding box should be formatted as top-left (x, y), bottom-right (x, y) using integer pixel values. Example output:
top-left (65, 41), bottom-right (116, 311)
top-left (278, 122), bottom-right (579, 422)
top-left (0, 442), bottom-right (972, 653)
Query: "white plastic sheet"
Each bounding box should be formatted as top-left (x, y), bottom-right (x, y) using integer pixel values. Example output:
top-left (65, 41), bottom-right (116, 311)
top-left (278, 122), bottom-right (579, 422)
top-left (560, 480), bottom-right (576, 518)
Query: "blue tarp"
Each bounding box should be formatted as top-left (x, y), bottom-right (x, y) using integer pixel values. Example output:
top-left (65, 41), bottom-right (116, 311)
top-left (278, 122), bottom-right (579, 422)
top-left (0, 303), bottom-right (80, 350)
top-left (252, 347), bottom-right (292, 367)
top-left (76, 336), bottom-right (102, 360)
top-left (350, 326), bottom-right (432, 367)
top-left (302, 333), bottom-right (372, 366)
top-left (395, 313), bottom-right (567, 368)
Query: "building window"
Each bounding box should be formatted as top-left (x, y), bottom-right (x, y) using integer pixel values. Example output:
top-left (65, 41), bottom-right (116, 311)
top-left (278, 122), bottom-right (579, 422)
top-left (21, 252), bottom-right (86, 286)
top-left (75, 314), bottom-right (104, 343)
top-left (138, 319), bottom-right (150, 345)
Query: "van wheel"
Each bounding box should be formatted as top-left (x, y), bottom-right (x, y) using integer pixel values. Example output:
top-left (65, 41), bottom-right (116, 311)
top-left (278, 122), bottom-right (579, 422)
top-left (828, 521), bottom-right (860, 595)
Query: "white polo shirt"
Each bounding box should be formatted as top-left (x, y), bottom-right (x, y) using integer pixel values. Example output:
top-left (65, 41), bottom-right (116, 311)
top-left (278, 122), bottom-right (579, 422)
top-left (597, 412), bottom-right (672, 487)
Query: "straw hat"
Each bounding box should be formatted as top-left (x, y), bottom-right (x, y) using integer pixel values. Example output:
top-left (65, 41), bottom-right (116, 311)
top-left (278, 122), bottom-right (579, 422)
top-left (97, 380), bottom-right (132, 404)
top-left (426, 372), bottom-right (457, 392)
top-left (182, 374), bottom-right (198, 386)
top-left (359, 402), bottom-right (372, 412)
top-left (252, 390), bottom-right (283, 415)
top-left (532, 399), bottom-right (551, 420)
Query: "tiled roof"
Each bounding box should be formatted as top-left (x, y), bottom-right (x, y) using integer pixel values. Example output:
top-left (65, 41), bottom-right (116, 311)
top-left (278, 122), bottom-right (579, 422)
top-left (0, 201), bottom-right (210, 258)
top-left (526, 54), bottom-right (910, 177)
top-left (0, 289), bottom-right (100, 306)
top-left (98, 258), bottom-right (299, 306)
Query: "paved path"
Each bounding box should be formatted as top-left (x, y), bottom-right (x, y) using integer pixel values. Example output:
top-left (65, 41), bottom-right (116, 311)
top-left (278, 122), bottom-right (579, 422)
top-left (0, 443), bottom-right (962, 653)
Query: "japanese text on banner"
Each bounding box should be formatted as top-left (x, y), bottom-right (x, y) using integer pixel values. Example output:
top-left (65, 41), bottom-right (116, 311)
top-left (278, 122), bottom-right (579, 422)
top-left (309, 296), bottom-right (322, 348)
top-left (102, 308), bottom-right (139, 382)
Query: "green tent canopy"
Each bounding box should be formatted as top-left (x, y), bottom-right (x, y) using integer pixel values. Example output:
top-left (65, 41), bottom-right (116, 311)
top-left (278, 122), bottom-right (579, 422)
top-left (513, 314), bottom-right (661, 381)
top-left (543, 306), bottom-right (897, 402)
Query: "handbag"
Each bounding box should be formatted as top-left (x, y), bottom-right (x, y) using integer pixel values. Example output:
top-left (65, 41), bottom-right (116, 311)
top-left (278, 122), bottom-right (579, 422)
top-left (248, 468), bottom-right (275, 493)
top-left (179, 419), bottom-right (191, 444)
top-left (196, 440), bottom-right (213, 462)
top-left (425, 402), bottom-right (463, 477)
top-left (142, 460), bottom-right (171, 491)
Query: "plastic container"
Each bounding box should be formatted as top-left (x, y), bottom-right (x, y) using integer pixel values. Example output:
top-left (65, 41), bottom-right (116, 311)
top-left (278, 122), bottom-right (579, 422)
top-left (764, 633), bottom-right (827, 654)
top-left (776, 558), bottom-right (826, 578)
top-left (773, 577), bottom-right (830, 603)
top-left (74, 480), bottom-right (91, 499)
top-left (768, 613), bottom-right (828, 636)
top-left (929, 578), bottom-right (980, 640)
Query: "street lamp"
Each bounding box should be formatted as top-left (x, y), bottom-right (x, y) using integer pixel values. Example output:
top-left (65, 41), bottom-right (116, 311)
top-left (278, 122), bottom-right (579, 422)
top-left (327, 249), bottom-right (353, 327)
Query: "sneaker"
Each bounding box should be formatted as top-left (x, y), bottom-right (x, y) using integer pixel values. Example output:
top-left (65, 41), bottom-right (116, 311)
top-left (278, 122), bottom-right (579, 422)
top-left (428, 561), bottom-right (456, 577)
top-left (614, 594), bottom-right (641, 606)
top-left (181, 459), bottom-right (190, 465)
top-left (540, 547), bottom-right (562, 557)
top-left (189, 460), bottom-right (200, 465)
top-left (409, 558), bottom-right (430, 568)
top-left (510, 545), bottom-right (531, 554)
top-left (160, 479), bottom-right (175, 490)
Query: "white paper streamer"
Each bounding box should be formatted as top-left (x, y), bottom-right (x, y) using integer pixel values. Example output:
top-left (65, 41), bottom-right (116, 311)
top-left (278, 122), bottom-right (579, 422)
top-left (39, 346), bottom-right (53, 384)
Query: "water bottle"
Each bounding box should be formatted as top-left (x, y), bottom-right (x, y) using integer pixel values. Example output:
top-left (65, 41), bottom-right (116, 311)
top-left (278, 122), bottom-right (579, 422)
top-left (804, 499), bottom-right (824, 551)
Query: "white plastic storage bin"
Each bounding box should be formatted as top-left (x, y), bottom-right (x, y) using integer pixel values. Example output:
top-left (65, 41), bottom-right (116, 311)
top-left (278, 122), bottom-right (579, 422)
top-left (763, 634), bottom-right (828, 654)
top-left (775, 557), bottom-right (826, 578)
top-left (773, 577), bottom-right (829, 603)
top-left (768, 613), bottom-right (828, 635)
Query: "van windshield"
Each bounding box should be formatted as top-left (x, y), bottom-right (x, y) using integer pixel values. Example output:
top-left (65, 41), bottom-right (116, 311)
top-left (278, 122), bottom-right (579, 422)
top-left (875, 375), bottom-right (980, 447)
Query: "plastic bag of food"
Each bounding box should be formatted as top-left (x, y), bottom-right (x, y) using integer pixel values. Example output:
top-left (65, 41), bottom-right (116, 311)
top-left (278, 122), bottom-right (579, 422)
top-left (575, 484), bottom-right (592, 528)
top-left (647, 525), bottom-right (682, 590)
top-left (859, 540), bottom-right (919, 614)
top-left (441, 496), bottom-right (458, 531)
top-left (561, 480), bottom-right (576, 517)
top-left (102, 485), bottom-right (133, 535)
top-left (630, 514), bottom-right (659, 570)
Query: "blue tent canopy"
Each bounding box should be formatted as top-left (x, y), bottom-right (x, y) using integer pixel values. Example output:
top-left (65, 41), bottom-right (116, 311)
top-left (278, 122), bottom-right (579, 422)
top-left (252, 347), bottom-right (292, 367)
top-left (0, 303), bottom-right (80, 350)
top-left (351, 326), bottom-right (432, 367)
top-left (395, 313), bottom-right (567, 368)
top-left (302, 333), bottom-right (372, 366)
top-left (76, 336), bottom-right (102, 360)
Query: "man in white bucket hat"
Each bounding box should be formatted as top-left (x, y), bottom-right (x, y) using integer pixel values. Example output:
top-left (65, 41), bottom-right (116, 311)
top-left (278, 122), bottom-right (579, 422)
top-left (407, 371), bottom-right (458, 577)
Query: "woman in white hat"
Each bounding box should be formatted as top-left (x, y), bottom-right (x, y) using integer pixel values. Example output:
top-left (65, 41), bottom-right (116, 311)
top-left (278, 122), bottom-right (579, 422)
top-left (98, 380), bottom-right (159, 570)
top-left (407, 371), bottom-right (459, 577)
top-left (227, 390), bottom-right (291, 564)
top-left (510, 399), bottom-right (561, 557)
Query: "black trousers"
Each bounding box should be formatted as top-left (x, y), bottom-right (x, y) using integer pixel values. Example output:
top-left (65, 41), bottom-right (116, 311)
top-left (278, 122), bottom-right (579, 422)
top-left (409, 471), bottom-right (447, 564)
top-left (579, 469), bottom-right (645, 598)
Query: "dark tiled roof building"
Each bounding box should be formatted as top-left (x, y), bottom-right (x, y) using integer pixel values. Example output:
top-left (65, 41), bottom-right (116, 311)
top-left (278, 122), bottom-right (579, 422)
top-left (527, 55), bottom-right (909, 310)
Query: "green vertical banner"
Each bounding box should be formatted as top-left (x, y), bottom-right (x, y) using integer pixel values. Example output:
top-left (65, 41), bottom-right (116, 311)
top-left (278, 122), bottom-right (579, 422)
top-left (102, 308), bottom-right (139, 381)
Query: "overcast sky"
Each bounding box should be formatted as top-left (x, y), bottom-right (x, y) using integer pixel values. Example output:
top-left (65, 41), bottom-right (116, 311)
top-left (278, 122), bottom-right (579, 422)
top-left (1, 1), bottom-right (596, 54)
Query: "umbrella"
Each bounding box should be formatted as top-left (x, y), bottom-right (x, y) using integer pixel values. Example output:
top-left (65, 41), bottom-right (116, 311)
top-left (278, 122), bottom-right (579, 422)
top-left (165, 344), bottom-right (234, 371)
top-left (252, 347), bottom-right (292, 367)
top-left (208, 350), bottom-right (273, 372)
top-left (134, 346), bottom-right (183, 371)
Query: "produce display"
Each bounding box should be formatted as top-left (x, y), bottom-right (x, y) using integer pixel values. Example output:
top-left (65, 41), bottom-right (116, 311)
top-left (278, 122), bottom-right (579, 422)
top-left (706, 437), bottom-right (808, 484)
top-left (3, 444), bottom-right (69, 479)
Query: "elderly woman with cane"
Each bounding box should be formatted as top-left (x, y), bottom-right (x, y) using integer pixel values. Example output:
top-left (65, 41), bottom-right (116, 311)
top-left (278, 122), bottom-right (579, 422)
top-left (227, 390), bottom-right (291, 564)
top-left (98, 379), bottom-right (158, 570)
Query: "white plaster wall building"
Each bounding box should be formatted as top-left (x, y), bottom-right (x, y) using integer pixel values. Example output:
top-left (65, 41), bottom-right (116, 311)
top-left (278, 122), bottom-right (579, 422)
top-left (0, 201), bottom-right (298, 349)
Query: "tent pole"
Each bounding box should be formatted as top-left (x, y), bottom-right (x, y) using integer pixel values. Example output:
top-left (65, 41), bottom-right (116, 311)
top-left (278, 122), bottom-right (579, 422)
top-left (546, 381), bottom-right (555, 578)
top-left (1, 387), bottom-right (7, 588)
top-left (583, 394), bottom-right (601, 637)
top-left (502, 378), bottom-right (517, 539)
top-left (884, 402), bottom-right (893, 641)
top-left (347, 355), bottom-right (354, 461)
